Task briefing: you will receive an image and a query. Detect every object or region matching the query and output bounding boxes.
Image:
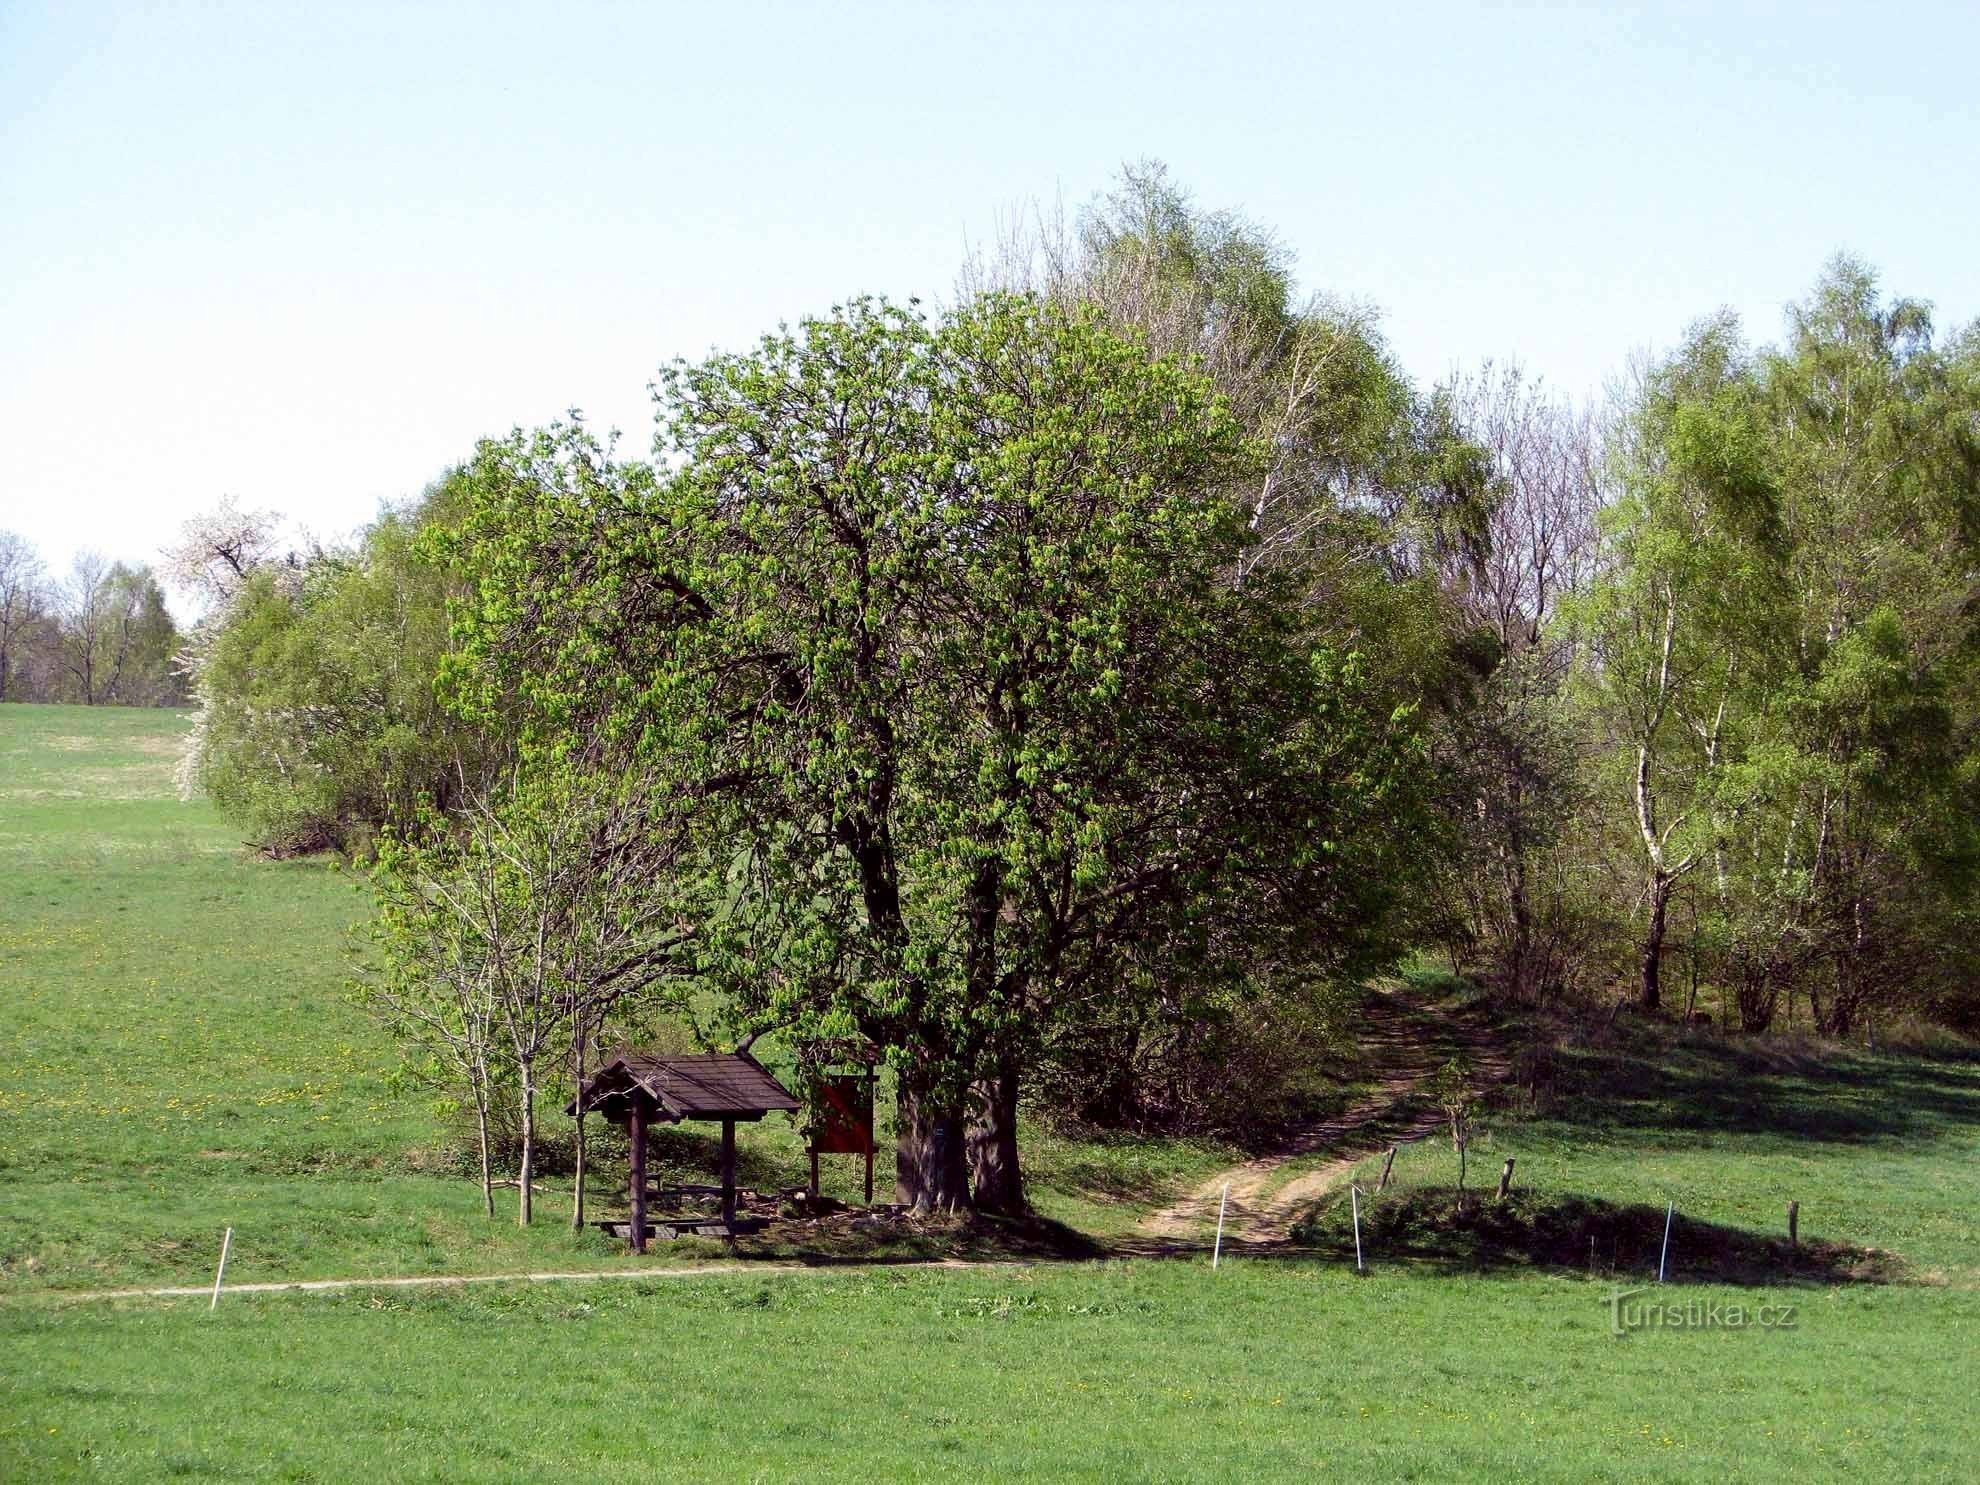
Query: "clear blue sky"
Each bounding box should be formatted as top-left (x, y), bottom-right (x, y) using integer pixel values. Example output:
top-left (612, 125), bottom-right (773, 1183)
top-left (4, 1), bottom-right (1975, 602)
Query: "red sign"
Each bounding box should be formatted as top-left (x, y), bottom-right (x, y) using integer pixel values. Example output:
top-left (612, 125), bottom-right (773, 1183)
top-left (810, 1074), bottom-right (876, 1155)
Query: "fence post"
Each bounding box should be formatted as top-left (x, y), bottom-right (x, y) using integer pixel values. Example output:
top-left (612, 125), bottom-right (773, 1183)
top-left (1351, 1184), bottom-right (1364, 1273)
top-left (209, 1227), bottom-right (233, 1311)
top-left (1212, 1182), bottom-right (1230, 1270)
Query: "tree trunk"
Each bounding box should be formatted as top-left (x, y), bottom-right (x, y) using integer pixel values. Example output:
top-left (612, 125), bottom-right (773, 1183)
top-left (967, 1060), bottom-right (1024, 1216)
top-left (1639, 873), bottom-right (1673, 1012)
top-left (1501, 757), bottom-right (1535, 998)
top-left (471, 1071), bottom-right (494, 1219)
top-left (517, 1064), bottom-right (535, 1226)
top-left (895, 1083), bottom-right (970, 1213)
top-left (570, 1024), bottom-right (588, 1230)
top-left (1736, 969), bottom-right (1777, 1033)
top-left (1507, 856), bottom-right (1534, 999)
top-left (1827, 896), bottom-right (1869, 1038)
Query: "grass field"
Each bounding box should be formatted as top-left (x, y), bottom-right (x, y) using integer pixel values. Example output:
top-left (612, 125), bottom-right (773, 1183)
top-left (0, 704), bottom-right (1238, 1291)
top-left (4, 703), bottom-right (1979, 1481)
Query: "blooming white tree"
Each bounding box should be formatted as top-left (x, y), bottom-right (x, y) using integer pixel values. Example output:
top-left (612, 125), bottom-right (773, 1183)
top-left (160, 499), bottom-right (287, 799)
top-left (159, 497), bottom-right (283, 609)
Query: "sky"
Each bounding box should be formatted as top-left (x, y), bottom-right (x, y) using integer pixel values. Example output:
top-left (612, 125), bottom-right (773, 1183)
top-left (3, 1), bottom-right (1976, 612)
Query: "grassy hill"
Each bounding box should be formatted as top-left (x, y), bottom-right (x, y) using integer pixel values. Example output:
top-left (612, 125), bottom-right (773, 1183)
top-left (3, 703), bottom-right (1978, 1481)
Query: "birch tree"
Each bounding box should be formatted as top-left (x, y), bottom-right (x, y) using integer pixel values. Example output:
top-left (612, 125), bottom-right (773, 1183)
top-left (361, 767), bottom-right (692, 1224)
top-left (1578, 316), bottom-right (1785, 1011)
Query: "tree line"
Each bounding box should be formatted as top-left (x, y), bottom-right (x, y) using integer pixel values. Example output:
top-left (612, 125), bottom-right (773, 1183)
top-left (0, 539), bottom-right (185, 706)
top-left (163, 165), bottom-right (1980, 1219)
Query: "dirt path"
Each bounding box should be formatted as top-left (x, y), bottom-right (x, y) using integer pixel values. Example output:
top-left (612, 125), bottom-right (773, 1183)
top-left (1132, 985), bottom-right (1510, 1247)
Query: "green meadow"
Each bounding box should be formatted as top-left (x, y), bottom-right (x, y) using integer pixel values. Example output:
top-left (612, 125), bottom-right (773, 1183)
top-left (4, 703), bottom-right (1979, 1482)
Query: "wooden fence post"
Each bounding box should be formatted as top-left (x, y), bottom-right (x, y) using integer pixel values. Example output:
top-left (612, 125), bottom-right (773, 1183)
top-left (1787, 1200), bottom-right (1799, 1250)
top-left (628, 1098), bottom-right (648, 1254)
top-left (1496, 1157), bottom-right (1515, 1202)
top-left (1377, 1146), bottom-right (1398, 1193)
top-left (720, 1119), bottom-right (738, 1225)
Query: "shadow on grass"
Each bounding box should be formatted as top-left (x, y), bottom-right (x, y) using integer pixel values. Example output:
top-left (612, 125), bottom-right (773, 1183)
top-left (1532, 1017), bottom-right (1980, 1148)
top-left (646, 1208), bottom-right (1107, 1267)
top-left (1288, 1186), bottom-right (1901, 1286)
top-left (782, 1211), bottom-right (1103, 1265)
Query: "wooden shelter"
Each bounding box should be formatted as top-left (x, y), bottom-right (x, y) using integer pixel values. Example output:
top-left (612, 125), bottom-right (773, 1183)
top-left (570, 1050), bottom-right (800, 1252)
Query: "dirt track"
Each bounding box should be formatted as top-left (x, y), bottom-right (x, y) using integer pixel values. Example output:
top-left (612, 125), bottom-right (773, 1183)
top-left (1132, 984), bottom-right (1509, 1246)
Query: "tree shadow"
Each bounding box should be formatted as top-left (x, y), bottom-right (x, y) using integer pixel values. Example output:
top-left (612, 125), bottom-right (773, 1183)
top-left (1286, 1186), bottom-right (1900, 1286)
top-left (1531, 1021), bottom-right (1980, 1148)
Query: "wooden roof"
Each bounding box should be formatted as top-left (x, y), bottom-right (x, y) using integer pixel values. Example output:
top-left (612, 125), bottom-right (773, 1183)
top-left (570, 1051), bottom-right (801, 1123)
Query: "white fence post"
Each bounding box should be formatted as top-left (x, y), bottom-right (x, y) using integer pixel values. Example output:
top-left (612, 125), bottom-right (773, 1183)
top-left (210, 1227), bottom-right (234, 1311)
top-left (1351, 1184), bottom-right (1364, 1273)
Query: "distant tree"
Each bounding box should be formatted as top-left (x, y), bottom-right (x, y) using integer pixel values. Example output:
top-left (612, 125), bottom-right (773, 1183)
top-left (1430, 365), bottom-right (1604, 997)
top-left (56, 551), bottom-right (114, 704)
top-left (0, 530), bottom-right (47, 702)
top-left (159, 496), bottom-right (284, 609)
top-left (183, 479), bottom-right (501, 853)
top-left (54, 554), bottom-right (180, 706)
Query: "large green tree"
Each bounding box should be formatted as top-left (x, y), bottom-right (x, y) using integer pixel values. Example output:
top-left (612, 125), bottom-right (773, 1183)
top-left (973, 164), bottom-right (1488, 1116)
top-left (441, 293), bottom-right (1432, 1211)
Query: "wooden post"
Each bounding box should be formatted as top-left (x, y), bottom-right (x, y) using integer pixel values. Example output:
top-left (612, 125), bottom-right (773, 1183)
top-left (628, 1097), bottom-right (648, 1255)
top-left (1787, 1200), bottom-right (1799, 1250)
top-left (1496, 1157), bottom-right (1516, 1202)
top-left (808, 1145), bottom-right (821, 1207)
top-left (1378, 1146), bottom-right (1398, 1193)
top-left (720, 1119), bottom-right (737, 1225)
top-left (863, 1145), bottom-right (874, 1206)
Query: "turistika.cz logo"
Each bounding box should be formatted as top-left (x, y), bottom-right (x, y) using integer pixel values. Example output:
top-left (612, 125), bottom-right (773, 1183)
top-left (1605, 1287), bottom-right (1799, 1337)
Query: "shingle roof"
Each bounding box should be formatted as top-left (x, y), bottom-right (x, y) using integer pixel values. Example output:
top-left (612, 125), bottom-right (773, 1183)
top-left (571, 1050), bottom-right (800, 1122)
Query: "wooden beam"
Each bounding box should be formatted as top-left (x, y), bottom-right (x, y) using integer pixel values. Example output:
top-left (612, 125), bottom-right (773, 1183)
top-left (628, 1096), bottom-right (649, 1255)
top-left (720, 1119), bottom-right (737, 1224)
